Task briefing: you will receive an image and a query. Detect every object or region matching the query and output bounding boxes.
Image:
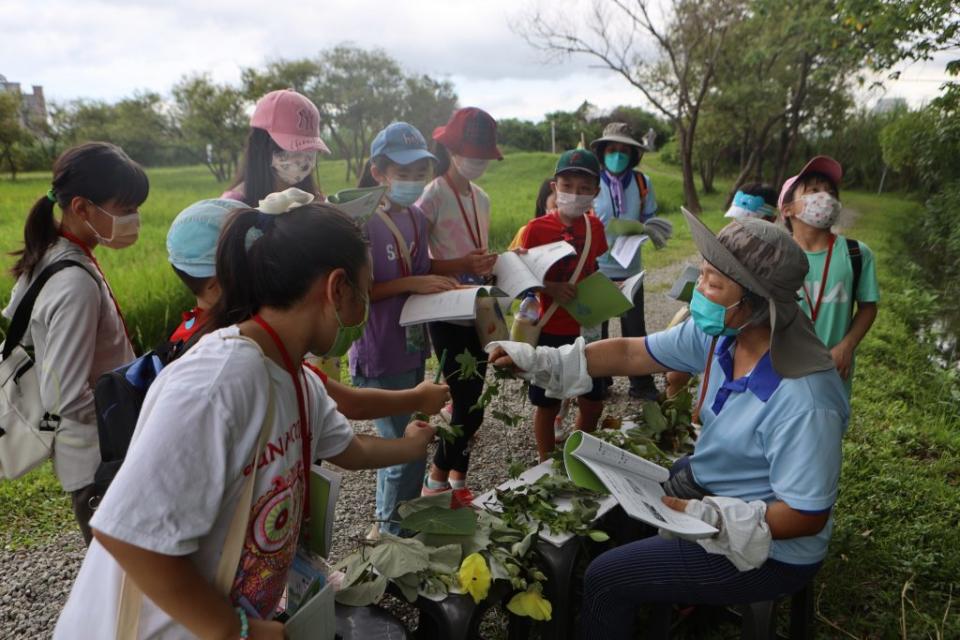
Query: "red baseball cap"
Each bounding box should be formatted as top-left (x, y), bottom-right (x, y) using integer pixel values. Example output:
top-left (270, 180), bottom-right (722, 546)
top-left (251, 89), bottom-right (330, 154)
top-left (432, 107), bottom-right (503, 160)
top-left (778, 155), bottom-right (843, 209)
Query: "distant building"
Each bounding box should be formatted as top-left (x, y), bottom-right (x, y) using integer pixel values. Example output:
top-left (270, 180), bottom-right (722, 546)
top-left (0, 73), bottom-right (47, 130)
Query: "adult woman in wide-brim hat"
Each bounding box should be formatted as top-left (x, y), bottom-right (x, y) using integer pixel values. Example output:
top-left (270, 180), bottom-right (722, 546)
top-left (489, 211), bottom-right (848, 640)
top-left (590, 122), bottom-right (660, 400)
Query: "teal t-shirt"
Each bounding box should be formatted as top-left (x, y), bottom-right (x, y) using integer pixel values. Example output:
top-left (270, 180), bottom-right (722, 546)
top-left (798, 235), bottom-right (879, 390)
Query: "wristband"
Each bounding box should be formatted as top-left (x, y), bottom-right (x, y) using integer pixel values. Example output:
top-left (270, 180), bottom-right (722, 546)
top-left (235, 607), bottom-right (249, 639)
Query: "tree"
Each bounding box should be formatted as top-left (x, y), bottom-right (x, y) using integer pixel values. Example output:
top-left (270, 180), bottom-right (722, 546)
top-left (521, 0), bottom-right (747, 212)
top-left (398, 74), bottom-right (459, 148)
top-left (171, 75), bottom-right (249, 182)
top-left (0, 91), bottom-right (31, 180)
top-left (243, 46), bottom-right (459, 182)
top-left (497, 118), bottom-right (547, 151)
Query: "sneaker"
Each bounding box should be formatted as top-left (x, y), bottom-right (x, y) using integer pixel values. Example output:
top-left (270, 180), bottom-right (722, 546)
top-left (440, 402), bottom-right (453, 425)
top-left (421, 479), bottom-right (451, 497)
top-left (365, 523), bottom-right (381, 541)
top-left (554, 398), bottom-right (573, 443)
top-left (451, 487), bottom-right (476, 509)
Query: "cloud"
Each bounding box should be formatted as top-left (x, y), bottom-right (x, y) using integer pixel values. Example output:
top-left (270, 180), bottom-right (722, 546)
top-left (0, 0), bottom-right (951, 119)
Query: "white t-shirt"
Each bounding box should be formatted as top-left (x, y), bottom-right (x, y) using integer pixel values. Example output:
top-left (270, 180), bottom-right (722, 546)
top-left (416, 177), bottom-right (491, 261)
top-left (2, 238), bottom-right (134, 491)
top-left (54, 327), bottom-right (354, 639)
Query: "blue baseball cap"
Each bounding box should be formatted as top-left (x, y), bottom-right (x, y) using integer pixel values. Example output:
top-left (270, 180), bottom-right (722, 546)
top-left (370, 122), bottom-right (437, 166)
top-left (167, 198), bottom-right (246, 278)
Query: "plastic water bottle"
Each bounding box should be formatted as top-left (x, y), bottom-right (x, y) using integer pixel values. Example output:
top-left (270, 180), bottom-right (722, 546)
top-left (511, 293), bottom-right (541, 344)
top-left (516, 293), bottom-right (540, 322)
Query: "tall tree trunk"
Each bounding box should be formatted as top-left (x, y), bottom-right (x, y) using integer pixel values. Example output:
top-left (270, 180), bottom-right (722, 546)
top-left (677, 127), bottom-right (701, 213)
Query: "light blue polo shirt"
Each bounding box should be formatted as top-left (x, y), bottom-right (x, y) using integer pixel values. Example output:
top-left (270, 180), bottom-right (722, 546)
top-left (646, 319), bottom-right (850, 565)
top-left (594, 172), bottom-right (658, 280)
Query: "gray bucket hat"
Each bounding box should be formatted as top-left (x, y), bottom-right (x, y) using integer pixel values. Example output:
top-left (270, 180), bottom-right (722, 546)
top-left (591, 122), bottom-right (649, 151)
top-left (681, 207), bottom-right (835, 378)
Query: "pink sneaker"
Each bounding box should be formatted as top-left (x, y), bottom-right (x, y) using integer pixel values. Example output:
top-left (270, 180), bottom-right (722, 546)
top-left (421, 479), bottom-right (451, 497)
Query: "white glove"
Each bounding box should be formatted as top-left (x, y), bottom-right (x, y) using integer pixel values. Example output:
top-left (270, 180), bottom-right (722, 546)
top-left (643, 217), bottom-right (673, 249)
top-left (485, 338), bottom-right (593, 399)
top-left (661, 496), bottom-right (771, 571)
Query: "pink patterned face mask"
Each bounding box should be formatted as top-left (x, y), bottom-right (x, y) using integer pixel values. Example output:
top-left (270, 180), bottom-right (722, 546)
top-left (795, 191), bottom-right (841, 229)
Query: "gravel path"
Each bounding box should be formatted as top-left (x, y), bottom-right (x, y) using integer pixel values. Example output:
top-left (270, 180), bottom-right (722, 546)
top-left (0, 256), bottom-right (697, 639)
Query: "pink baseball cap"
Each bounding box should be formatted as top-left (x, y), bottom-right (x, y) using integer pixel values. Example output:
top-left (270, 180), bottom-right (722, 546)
top-left (251, 90), bottom-right (330, 154)
top-left (778, 155), bottom-right (843, 209)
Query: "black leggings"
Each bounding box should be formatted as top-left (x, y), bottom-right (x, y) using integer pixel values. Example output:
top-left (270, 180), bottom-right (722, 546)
top-left (428, 322), bottom-right (487, 473)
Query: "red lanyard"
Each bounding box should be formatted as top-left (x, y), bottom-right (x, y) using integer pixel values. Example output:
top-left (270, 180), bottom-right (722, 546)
top-left (443, 174), bottom-right (483, 250)
top-left (252, 314), bottom-right (312, 525)
top-left (60, 231), bottom-right (132, 344)
top-left (801, 235), bottom-right (836, 322)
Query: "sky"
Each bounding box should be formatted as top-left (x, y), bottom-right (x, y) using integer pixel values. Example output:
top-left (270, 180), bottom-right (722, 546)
top-left (1, 0), bottom-right (952, 121)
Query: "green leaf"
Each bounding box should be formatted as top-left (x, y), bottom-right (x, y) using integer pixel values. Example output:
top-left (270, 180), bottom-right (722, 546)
top-left (397, 492), bottom-right (453, 519)
top-left (642, 401), bottom-right (669, 435)
top-left (394, 571), bottom-right (421, 603)
top-left (335, 574), bottom-right (388, 606)
top-left (454, 349), bottom-right (481, 381)
top-left (428, 543), bottom-right (463, 574)
top-left (399, 506), bottom-right (477, 536)
top-left (511, 530), bottom-right (537, 557)
top-left (588, 530), bottom-right (610, 542)
top-left (342, 556), bottom-right (372, 589)
top-left (369, 537), bottom-right (430, 578)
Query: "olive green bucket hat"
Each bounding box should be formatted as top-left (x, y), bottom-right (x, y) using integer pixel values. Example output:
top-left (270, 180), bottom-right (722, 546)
top-left (681, 207), bottom-right (835, 378)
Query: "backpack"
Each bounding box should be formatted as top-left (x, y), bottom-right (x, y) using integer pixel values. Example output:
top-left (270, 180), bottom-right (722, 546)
top-left (0, 260), bottom-right (96, 480)
top-left (92, 333), bottom-right (198, 494)
top-left (634, 171), bottom-right (650, 219)
top-left (846, 237), bottom-right (862, 304)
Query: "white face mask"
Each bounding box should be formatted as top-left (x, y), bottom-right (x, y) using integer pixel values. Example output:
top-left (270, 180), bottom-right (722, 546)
top-left (555, 191), bottom-right (594, 217)
top-left (271, 150), bottom-right (317, 186)
top-left (795, 192), bottom-right (841, 229)
top-left (86, 202), bottom-right (141, 249)
top-left (452, 155), bottom-right (489, 181)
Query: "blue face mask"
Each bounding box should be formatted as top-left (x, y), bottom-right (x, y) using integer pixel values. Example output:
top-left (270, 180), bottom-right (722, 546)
top-left (690, 289), bottom-right (743, 336)
top-left (388, 180), bottom-right (426, 207)
top-left (604, 151), bottom-right (630, 174)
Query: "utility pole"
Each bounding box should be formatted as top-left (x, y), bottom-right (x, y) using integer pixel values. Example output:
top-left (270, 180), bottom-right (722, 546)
top-left (550, 119), bottom-right (556, 154)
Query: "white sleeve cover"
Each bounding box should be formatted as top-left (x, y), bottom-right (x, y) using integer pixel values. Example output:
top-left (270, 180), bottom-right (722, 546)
top-left (485, 338), bottom-right (593, 399)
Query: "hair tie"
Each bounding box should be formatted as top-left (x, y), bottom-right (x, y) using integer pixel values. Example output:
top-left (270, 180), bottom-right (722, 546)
top-left (46, 188), bottom-right (57, 203)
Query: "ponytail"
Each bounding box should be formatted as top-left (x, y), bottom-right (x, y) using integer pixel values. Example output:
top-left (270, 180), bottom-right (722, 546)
top-left (10, 142), bottom-right (149, 279)
top-left (209, 209), bottom-right (261, 328)
top-left (13, 197), bottom-right (59, 278)
top-left (208, 202), bottom-right (369, 331)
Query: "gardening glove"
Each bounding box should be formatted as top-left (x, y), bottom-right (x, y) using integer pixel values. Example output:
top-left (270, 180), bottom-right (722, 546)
top-left (661, 496), bottom-right (771, 571)
top-left (484, 338), bottom-right (593, 399)
top-left (643, 217), bottom-right (673, 249)
top-left (607, 218), bottom-right (646, 237)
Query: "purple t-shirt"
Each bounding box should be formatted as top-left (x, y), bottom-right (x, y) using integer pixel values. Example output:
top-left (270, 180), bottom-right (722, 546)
top-left (349, 206), bottom-right (432, 378)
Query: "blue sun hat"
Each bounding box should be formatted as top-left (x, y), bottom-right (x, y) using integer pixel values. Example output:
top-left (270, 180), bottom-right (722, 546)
top-left (725, 190), bottom-right (778, 220)
top-left (167, 198), bottom-right (246, 278)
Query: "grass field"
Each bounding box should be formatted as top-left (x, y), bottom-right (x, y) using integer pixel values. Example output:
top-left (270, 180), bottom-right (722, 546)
top-left (0, 152), bottom-right (730, 352)
top-left (2, 154), bottom-right (957, 636)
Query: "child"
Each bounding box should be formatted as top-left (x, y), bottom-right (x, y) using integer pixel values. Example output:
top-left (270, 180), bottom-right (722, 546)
top-left (590, 123), bottom-right (661, 400)
top-left (3, 142), bottom-right (147, 544)
top-left (55, 197), bottom-right (437, 639)
top-left (507, 177), bottom-right (555, 251)
top-left (223, 89), bottom-right (329, 206)
top-left (350, 122), bottom-right (459, 535)
top-left (165, 196), bottom-right (450, 422)
top-left (416, 107), bottom-right (502, 498)
top-left (520, 149), bottom-right (609, 461)
top-left (723, 183), bottom-right (779, 222)
top-left (779, 156), bottom-right (879, 394)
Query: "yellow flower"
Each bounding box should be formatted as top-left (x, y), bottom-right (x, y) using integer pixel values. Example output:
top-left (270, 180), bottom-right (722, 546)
top-left (458, 553), bottom-right (491, 603)
top-left (507, 587), bottom-right (553, 621)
